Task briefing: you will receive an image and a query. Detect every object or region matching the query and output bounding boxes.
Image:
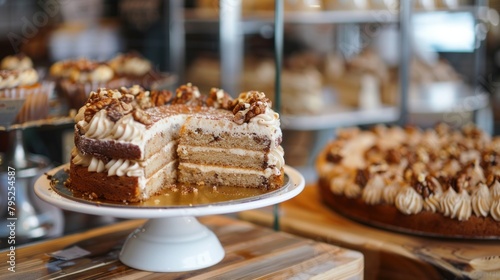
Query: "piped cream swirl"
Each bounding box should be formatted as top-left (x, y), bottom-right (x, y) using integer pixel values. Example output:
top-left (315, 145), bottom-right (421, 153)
top-left (72, 148), bottom-right (143, 177)
top-left (83, 110), bottom-right (114, 139)
top-left (111, 114), bottom-right (146, 141)
top-left (362, 174), bottom-right (385, 205)
top-left (105, 159), bottom-right (144, 177)
top-left (472, 183), bottom-right (492, 217)
top-left (453, 190), bottom-right (472, 221)
top-left (490, 201), bottom-right (500, 221)
top-left (395, 186), bottom-right (423, 215)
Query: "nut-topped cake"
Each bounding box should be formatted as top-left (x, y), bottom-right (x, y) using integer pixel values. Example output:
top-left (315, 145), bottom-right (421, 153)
top-left (69, 84), bottom-right (284, 202)
top-left (316, 124), bottom-right (500, 238)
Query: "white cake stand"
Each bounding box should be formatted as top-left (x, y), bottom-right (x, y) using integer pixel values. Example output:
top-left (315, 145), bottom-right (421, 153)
top-left (34, 165), bottom-right (305, 272)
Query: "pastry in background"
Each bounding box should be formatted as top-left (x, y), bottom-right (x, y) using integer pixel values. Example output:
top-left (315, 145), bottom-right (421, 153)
top-left (325, 49), bottom-right (388, 108)
top-left (1, 53), bottom-right (34, 71)
top-left (107, 51), bottom-right (174, 90)
top-left (187, 54), bottom-right (324, 115)
top-left (52, 58), bottom-right (124, 110)
top-left (381, 57), bottom-right (462, 106)
top-left (0, 66), bottom-right (54, 124)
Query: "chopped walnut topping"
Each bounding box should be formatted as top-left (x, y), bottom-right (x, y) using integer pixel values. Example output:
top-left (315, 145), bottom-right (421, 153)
top-left (172, 83), bottom-right (203, 106)
top-left (231, 91), bottom-right (270, 124)
top-left (326, 143), bottom-right (343, 163)
top-left (206, 87), bottom-right (233, 109)
top-left (132, 109), bottom-right (152, 125)
top-left (413, 173), bottom-right (436, 198)
top-left (355, 168), bottom-right (369, 188)
top-left (150, 89), bottom-right (173, 106)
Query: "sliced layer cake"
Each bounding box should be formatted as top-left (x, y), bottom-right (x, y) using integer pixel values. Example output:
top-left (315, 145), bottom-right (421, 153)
top-left (69, 84), bottom-right (285, 202)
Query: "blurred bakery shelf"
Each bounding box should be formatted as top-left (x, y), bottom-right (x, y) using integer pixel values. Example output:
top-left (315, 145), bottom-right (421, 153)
top-left (408, 82), bottom-right (489, 114)
top-left (281, 106), bottom-right (399, 130)
top-left (184, 6), bottom-right (478, 31)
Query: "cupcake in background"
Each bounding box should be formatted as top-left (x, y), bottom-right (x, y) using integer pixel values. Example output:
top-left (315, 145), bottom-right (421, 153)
top-left (1, 53), bottom-right (34, 71)
top-left (54, 58), bottom-right (125, 110)
top-left (107, 51), bottom-right (175, 90)
top-left (0, 67), bottom-right (54, 124)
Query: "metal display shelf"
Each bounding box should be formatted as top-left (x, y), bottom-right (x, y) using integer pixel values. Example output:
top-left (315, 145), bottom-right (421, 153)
top-left (281, 105), bottom-right (399, 130)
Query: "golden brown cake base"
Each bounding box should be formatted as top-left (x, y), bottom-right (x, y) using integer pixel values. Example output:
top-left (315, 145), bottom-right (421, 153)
top-left (69, 162), bottom-right (141, 202)
top-left (318, 178), bottom-right (500, 239)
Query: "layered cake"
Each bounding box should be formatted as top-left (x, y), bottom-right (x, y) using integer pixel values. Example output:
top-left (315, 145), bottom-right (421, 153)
top-left (69, 84), bottom-right (284, 202)
top-left (316, 124), bottom-right (500, 238)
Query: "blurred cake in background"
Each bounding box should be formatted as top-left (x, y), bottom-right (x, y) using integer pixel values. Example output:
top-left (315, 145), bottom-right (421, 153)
top-left (325, 49), bottom-right (388, 109)
top-left (0, 54), bottom-right (54, 124)
top-left (1, 53), bottom-right (34, 71)
top-left (324, 48), bottom-right (463, 108)
top-left (50, 58), bottom-right (123, 110)
top-left (187, 54), bottom-right (324, 115)
top-left (107, 51), bottom-right (174, 90)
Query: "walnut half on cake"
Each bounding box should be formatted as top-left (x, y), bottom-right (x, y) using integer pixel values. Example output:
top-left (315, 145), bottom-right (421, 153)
top-left (69, 84), bottom-right (285, 202)
top-left (316, 124), bottom-right (500, 238)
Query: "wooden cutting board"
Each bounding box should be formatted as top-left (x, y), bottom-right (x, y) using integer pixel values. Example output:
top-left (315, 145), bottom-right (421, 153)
top-left (0, 215), bottom-right (363, 279)
top-left (239, 185), bottom-right (500, 280)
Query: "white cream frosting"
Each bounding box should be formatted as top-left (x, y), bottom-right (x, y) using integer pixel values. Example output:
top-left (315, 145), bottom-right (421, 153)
top-left (395, 186), bottom-right (423, 215)
top-left (72, 147), bottom-right (144, 177)
top-left (250, 107), bottom-right (281, 128)
top-left (0, 68), bottom-right (39, 89)
top-left (70, 64), bottom-right (114, 83)
top-left (330, 175), bottom-right (349, 195)
top-left (440, 187), bottom-right (459, 217)
top-left (472, 183), bottom-right (492, 217)
top-left (453, 190), bottom-right (472, 221)
top-left (491, 180), bottom-right (500, 199)
top-left (83, 110), bottom-right (114, 139)
top-left (88, 157), bottom-right (106, 173)
top-left (440, 187), bottom-right (472, 220)
top-left (362, 174), bottom-right (385, 205)
top-left (1, 55), bottom-right (33, 70)
top-left (109, 54), bottom-right (152, 76)
top-left (423, 194), bottom-right (441, 213)
top-left (382, 181), bottom-right (400, 204)
top-left (344, 182), bottom-right (362, 198)
top-left (105, 159), bottom-right (144, 177)
top-left (111, 114), bottom-right (146, 141)
top-left (490, 200), bottom-right (500, 221)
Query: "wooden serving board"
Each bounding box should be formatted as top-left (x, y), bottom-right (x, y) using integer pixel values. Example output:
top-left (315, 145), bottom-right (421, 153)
top-left (239, 185), bottom-right (500, 280)
top-left (0, 215), bottom-right (363, 279)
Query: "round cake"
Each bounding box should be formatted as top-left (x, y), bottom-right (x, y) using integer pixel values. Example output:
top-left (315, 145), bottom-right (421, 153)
top-left (69, 83), bottom-right (285, 202)
top-left (316, 124), bottom-right (500, 238)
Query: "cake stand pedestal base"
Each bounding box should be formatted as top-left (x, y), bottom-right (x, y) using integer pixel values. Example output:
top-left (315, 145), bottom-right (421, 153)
top-left (119, 216), bottom-right (225, 272)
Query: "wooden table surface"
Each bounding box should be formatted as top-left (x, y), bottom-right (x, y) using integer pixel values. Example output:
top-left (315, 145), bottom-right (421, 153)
top-left (0, 215), bottom-right (363, 279)
top-left (239, 185), bottom-right (500, 280)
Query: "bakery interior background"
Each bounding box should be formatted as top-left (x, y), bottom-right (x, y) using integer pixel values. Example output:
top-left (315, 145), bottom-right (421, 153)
top-left (1, 0), bottom-right (500, 244)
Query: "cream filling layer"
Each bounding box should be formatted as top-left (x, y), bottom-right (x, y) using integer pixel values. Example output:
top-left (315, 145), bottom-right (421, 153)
top-left (178, 145), bottom-right (284, 170)
top-left (179, 162), bottom-right (281, 177)
top-left (72, 141), bottom-right (176, 177)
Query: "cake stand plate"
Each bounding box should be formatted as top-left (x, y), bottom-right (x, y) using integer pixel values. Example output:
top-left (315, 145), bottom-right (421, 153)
top-left (34, 165), bottom-right (305, 272)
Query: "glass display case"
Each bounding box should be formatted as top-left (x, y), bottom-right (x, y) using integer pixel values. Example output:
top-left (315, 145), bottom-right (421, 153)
top-left (0, 0), bottom-right (496, 246)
